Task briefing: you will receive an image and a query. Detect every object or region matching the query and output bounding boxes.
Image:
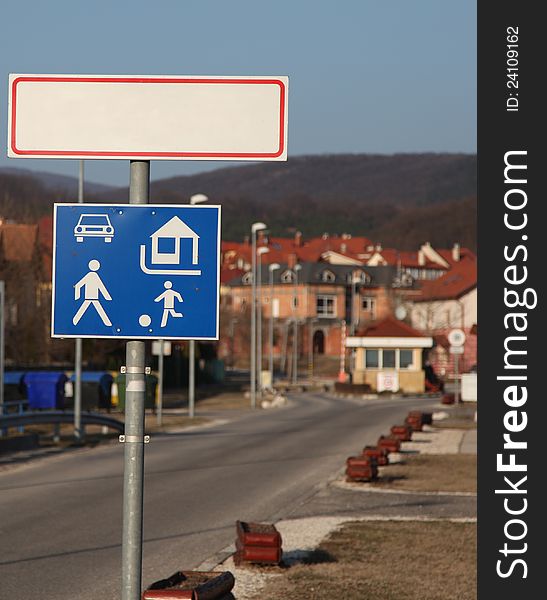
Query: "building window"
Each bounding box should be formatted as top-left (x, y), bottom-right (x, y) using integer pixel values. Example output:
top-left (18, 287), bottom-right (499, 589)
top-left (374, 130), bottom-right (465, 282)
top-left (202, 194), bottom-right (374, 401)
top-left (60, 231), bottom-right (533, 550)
top-left (352, 270), bottom-right (370, 284)
top-left (383, 349), bottom-right (396, 368)
top-left (361, 296), bottom-right (376, 312)
top-left (316, 295), bottom-right (336, 317)
top-left (400, 349), bottom-right (413, 369)
top-left (320, 270), bottom-right (335, 283)
top-left (365, 349), bottom-right (379, 368)
top-left (281, 270), bottom-right (295, 283)
top-left (363, 348), bottom-right (415, 370)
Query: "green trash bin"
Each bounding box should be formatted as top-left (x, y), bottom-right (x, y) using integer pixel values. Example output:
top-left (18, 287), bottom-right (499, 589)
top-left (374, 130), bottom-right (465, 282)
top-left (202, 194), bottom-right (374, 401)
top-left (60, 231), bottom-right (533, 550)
top-left (115, 373), bottom-right (158, 411)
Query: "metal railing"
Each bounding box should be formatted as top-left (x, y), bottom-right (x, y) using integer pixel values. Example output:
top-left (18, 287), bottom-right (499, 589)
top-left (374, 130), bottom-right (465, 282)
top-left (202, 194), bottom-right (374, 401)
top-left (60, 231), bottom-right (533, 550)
top-left (1, 399), bottom-right (29, 435)
top-left (0, 409), bottom-right (124, 436)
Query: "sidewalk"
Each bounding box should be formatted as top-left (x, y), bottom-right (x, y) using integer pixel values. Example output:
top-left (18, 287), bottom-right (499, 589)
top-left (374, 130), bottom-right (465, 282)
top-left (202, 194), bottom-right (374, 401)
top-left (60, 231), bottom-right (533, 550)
top-left (207, 404), bottom-right (478, 599)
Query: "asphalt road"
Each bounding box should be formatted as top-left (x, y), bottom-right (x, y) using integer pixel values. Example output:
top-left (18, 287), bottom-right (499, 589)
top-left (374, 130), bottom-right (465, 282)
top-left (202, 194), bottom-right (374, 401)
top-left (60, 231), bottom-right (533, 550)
top-left (0, 392), bottom-right (441, 600)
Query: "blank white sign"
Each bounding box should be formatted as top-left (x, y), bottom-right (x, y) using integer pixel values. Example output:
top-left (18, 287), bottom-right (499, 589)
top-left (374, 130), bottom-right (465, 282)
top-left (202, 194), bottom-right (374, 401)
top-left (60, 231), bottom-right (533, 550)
top-left (8, 74), bottom-right (288, 160)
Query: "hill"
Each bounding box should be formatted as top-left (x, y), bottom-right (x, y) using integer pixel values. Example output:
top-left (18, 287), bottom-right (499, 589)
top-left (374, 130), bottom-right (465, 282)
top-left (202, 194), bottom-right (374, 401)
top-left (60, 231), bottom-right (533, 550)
top-left (0, 167), bottom-right (116, 196)
top-left (0, 153), bottom-right (476, 250)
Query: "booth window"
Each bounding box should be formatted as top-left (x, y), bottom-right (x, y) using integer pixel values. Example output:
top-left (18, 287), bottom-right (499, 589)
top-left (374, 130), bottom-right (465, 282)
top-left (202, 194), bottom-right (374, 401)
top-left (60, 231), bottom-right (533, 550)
top-left (383, 349), bottom-right (396, 368)
top-left (365, 349), bottom-right (379, 368)
top-left (400, 349), bottom-right (413, 369)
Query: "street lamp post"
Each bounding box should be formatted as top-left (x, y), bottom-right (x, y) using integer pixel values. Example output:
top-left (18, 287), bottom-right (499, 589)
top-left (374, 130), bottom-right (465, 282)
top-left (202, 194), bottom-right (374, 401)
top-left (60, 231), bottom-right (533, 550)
top-left (228, 317), bottom-right (238, 368)
top-left (268, 263), bottom-right (280, 387)
top-left (351, 276), bottom-right (358, 335)
top-left (250, 222), bottom-right (267, 408)
top-left (292, 263), bottom-right (302, 384)
top-left (256, 247), bottom-right (269, 396)
top-left (187, 193), bottom-right (209, 418)
top-left (308, 318), bottom-right (319, 381)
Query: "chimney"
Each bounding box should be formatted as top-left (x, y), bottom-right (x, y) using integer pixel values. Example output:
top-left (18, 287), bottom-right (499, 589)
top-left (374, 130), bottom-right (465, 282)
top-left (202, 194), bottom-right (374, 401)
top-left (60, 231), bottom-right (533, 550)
top-left (418, 250), bottom-right (426, 266)
top-left (340, 243), bottom-right (347, 253)
top-left (243, 235), bottom-right (250, 245)
top-left (295, 230), bottom-right (303, 247)
top-left (452, 243), bottom-right (461, 262)
top-left (288, 253), bottom-right (297, 268)
top-left (322, 232), bottom-right (329, 240)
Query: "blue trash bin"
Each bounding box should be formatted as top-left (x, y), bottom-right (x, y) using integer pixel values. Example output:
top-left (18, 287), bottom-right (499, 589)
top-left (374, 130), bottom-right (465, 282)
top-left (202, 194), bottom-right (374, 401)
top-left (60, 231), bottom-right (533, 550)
top-left (23, 372), bottom-right (67, 410)
top-left (68, 371), bottom-right (114, 411)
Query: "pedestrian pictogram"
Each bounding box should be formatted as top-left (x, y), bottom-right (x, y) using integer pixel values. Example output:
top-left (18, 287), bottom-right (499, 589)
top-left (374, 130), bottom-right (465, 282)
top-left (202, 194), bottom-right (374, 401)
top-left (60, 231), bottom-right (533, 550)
top-left (52, 204), bottom-right (221, 340)
top-left (72, 259), bottom-right (112, 326)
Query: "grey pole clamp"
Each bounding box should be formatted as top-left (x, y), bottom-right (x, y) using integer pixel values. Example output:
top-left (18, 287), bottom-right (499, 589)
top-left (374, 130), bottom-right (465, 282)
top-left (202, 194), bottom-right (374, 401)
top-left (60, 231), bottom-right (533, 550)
top-left (120, 366), bottom-right (151, 375)
top-left (119, 434), bottom-right (150, 444)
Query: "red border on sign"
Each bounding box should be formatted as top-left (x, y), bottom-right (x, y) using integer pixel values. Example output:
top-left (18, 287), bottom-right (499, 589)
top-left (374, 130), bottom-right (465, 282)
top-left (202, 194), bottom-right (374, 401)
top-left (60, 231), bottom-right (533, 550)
top-left (10, 76), bottom-right (286, 158)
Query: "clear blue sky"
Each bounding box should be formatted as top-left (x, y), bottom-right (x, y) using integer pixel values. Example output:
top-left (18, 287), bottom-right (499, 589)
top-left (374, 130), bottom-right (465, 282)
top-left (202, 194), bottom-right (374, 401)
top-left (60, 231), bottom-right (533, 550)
top-left (0, 0), bottom-right (476, 187)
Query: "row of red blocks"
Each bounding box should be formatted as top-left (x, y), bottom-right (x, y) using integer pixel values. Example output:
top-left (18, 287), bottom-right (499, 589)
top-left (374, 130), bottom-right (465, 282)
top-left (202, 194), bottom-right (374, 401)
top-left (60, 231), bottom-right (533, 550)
top-left (345, 411), bottom-right (433, 483)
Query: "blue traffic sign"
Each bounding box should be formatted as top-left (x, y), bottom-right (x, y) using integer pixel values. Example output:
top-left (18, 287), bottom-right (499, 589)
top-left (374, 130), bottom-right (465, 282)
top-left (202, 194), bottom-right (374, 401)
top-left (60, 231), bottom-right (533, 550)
top-left (52, 204), bottom-right (221, 340)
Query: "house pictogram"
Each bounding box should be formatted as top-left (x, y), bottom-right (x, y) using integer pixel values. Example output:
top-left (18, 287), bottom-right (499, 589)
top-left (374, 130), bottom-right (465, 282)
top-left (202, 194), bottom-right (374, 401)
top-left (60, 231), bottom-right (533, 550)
top-left (140, 216), bottom-right (201, 276)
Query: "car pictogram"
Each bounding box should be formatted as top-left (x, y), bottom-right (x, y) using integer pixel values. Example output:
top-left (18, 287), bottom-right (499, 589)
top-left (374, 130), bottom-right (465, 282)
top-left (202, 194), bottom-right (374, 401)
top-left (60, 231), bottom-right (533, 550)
top-left (74, 214), bottom-right (115, 242)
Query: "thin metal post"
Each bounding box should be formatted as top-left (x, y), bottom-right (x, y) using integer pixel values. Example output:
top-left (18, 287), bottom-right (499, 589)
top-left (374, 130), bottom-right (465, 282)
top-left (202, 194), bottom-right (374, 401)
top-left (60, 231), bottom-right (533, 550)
top-left (188, 339), bottom-right (195, 418)
top-left (308, 320), bottom-right (314, 381)
top-left (257, 256), bottom-right (263, 396)
top-left (157, 340), bottom-right (164, 426)
top-left (454, 354), bottom-right (460, 404)
top-left (250, 231), bottom-right (257, 408)
top-left (121, 160), bottom-right (149, 600)
top-left (187, 194), bottom-right (207, 417)
top-left (292, 267), bottom-right (300, 384)
top-left (292, 319), bottom-right (298, 384)
top-left (268, 271), bottom-right (275, 385)
top-left (280, 320), bottom-right (288, 375)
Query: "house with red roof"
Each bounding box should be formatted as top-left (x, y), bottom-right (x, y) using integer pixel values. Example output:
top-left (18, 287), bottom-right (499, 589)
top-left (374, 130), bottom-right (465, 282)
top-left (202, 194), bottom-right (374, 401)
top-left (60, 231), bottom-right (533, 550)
top-left (346, 316), bottom-right (433, 393)
top-left (405, 256), bottom-right (477, 376)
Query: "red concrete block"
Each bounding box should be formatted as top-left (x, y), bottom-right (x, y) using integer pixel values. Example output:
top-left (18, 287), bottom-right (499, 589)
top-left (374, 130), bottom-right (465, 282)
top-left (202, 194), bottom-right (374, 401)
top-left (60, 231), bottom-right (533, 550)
top-left (234, 538), bottom-right (282, 565)
top-left (236, 520), bottom-right (282, 548)
top-left (377, 435), bottom-right (401, 453)
top-left (362, 445), bottom-right (390, 466)
top-left (346, 463), bottom-right (378, 482)
top-left (142, 570), bottom-right (235, 600)
top-left (405, 414), bottom-right (423, 432)
top-left (346, 455), bottom-right (377, 469)
top-left (390, 425), bottom-right (413, 441)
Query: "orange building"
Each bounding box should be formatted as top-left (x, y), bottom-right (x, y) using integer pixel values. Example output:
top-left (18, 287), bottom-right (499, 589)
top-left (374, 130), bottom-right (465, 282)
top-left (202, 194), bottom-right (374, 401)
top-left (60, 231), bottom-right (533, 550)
top-left (221, 262), bottom-right (419, 376)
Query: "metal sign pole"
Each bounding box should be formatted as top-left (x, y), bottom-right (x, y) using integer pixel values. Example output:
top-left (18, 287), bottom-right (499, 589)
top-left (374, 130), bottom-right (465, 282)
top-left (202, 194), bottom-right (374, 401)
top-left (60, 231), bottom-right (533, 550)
top-left (250, 230), bottom-right (257, 408)
top-left (188, 339), bottom-right (195, 418)
top-left (121, 160), bottom-right (149, 600)
top-left (454, 354), bottom-right (460, 404)
top-left (74, 159), bottom-right (84, 441)
top-left (157, 340), bottom-right (164, 427)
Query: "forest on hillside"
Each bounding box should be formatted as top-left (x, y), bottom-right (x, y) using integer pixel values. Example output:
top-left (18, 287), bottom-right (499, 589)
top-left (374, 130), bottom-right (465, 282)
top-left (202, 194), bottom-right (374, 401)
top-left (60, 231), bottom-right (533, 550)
top-left (0, 153), bottom-right (477, 250)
